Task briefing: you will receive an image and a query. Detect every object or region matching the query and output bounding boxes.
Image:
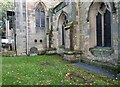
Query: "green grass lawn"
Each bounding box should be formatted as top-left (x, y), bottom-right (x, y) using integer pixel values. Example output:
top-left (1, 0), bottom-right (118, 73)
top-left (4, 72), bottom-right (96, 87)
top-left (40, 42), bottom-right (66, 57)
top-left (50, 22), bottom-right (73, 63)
top-left (2, 55), bottom-right (120, 85)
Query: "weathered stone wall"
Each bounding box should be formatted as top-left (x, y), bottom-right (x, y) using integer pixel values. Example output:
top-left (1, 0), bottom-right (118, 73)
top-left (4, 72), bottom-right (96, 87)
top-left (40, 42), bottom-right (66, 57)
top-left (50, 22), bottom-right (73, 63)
top-left (118, 2), bottom-right (120, 61)
top-left (14, 0), bottom-right (120, 65)
top-left (79, 2), bottom-right (119, 65)
top-left (52, 1), bottom-right (78, 53)
top-left (15, 0), bottom-right (60, 55)
top-left (111, 2), bottom-right (119, 64)
top-left (27, 1), bottom-right (46, 53)
top-left (49, 1), bottom-right (119, 65)
top-left (15, 0), bottom-right (27, 55)
top-left (78, 2), bottom-right (91, 52)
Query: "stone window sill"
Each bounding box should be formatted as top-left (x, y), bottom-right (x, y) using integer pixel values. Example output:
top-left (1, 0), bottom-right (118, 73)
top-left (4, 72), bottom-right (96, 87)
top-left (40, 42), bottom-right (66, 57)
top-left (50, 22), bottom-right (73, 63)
top-left (89, 47), bottom-right (114, 57)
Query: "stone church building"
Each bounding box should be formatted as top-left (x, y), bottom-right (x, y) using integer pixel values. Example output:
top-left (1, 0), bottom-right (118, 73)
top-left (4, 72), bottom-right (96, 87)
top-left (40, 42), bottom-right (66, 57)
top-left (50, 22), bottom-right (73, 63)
top-left (14, 0), bottom-right (120, 68)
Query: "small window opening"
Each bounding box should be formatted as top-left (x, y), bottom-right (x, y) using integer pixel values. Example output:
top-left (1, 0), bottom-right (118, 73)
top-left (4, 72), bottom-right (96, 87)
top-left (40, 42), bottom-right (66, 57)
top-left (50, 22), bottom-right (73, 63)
top-left (34, 39), bottom-right (37, 43)
top-left (40, 40), bottom-right (42, 43)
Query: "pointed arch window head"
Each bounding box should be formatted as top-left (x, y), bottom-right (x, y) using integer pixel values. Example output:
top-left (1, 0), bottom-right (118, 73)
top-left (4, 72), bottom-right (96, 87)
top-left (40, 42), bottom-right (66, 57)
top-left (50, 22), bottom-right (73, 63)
top-left (35, 2), bottom-right (45, 32)
top-left (99, 3), bottom-right (111, 14)
top-left (35, 3), bottom-right (43, 12)
top-left (100, 3), bottom-right (106, 11)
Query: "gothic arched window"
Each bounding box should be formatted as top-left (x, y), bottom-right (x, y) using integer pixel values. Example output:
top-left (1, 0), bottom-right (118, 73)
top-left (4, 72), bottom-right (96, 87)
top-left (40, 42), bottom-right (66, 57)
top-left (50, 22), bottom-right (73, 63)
top-left (35, 3), bottom-right (45, 32)
top-left (96, 3), bottom-right (111, 47)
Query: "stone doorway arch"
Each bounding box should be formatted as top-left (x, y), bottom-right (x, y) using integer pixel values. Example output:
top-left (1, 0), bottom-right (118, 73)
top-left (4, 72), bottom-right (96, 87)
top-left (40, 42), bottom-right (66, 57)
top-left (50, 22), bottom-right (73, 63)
top-left (58, 12), bottom-right (68, 48)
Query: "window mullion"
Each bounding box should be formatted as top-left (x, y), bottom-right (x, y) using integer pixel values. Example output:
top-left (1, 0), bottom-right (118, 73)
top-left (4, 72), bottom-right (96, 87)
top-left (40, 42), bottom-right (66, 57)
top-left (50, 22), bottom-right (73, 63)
top-left (40, 12), bottom-right (41, 28)
top-left (102, 14), bottom-right (104, 47)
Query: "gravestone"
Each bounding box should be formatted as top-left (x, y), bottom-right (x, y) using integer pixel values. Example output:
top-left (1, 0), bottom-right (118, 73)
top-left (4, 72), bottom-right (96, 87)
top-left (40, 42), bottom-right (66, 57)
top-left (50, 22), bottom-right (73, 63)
top-left (29, 47), bottom-right (38, 56)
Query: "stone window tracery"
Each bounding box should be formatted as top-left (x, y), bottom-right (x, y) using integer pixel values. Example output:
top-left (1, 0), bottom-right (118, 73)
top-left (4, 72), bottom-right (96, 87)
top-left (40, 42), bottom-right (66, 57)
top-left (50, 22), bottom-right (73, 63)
top-left (96, 3), bottom-right (111, 47)
top-left (35, 3), bottom-right (45, 32)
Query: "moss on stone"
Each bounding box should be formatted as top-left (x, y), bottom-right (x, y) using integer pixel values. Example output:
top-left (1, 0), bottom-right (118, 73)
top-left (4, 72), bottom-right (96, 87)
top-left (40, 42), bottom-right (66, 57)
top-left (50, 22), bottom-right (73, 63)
top-left (64, 21), bottom-right (74, 30)
top-left (64, 50), bottom-right (82, 55)
top-left (59, 45), bottom-right (65, 48)
top-left (89, 47), bottom-right (114, 57)
top-left (64, 21), bottom-right (78, 30)
top-left (1, 51), bottom-right (16, 57)
top-left (79, 56), bottom-right (119, 73)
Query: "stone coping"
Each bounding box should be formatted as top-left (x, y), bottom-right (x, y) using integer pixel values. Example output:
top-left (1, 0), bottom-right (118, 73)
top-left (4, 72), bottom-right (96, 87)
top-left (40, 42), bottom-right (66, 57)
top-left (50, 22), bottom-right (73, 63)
top-left (64, 50), bottom-right (82, 55)
top-left (79, 56), bottom-right (120, 73)
top-left (89, 47), bottom-right (114, 57)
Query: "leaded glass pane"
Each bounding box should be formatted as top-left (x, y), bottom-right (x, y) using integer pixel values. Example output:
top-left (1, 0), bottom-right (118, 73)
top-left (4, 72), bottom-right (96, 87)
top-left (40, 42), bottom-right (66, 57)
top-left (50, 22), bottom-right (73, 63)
top-left (96, 12), bottom-right (102, 47)
top-left (41, 10), bottom-right (45, 27)
top-left (35, 3), bottom-right (45, 32)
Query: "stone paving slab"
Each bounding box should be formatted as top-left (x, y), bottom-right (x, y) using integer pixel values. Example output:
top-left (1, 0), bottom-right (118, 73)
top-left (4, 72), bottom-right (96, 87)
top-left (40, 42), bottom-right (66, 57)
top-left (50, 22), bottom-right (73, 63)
top-left (74, 62), bottom-right (117, 79)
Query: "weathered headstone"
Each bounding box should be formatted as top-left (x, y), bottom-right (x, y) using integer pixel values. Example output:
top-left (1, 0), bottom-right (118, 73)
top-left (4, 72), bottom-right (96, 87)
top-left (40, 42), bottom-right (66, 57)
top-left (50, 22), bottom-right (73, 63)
top-left (29, 47), bottom-right (38, 56)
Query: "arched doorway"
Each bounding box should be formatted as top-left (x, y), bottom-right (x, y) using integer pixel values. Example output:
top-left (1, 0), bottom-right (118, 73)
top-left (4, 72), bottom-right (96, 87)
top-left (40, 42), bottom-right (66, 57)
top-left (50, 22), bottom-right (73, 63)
top-left (58, 12), bottom-right (68, 48)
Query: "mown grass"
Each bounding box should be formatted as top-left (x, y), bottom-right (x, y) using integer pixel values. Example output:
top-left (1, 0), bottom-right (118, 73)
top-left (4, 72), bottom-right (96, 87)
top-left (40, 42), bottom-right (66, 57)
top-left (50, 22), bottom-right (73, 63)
top-left (2, 55), bottom-right (120, 85)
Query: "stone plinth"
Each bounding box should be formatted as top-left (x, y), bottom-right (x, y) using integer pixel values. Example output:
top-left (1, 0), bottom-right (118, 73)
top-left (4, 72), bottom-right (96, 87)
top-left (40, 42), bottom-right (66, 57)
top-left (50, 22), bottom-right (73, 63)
top-left (45, 48), bottom-right (56, 55)
top-left (63, 50), bottom-right (82, 62)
